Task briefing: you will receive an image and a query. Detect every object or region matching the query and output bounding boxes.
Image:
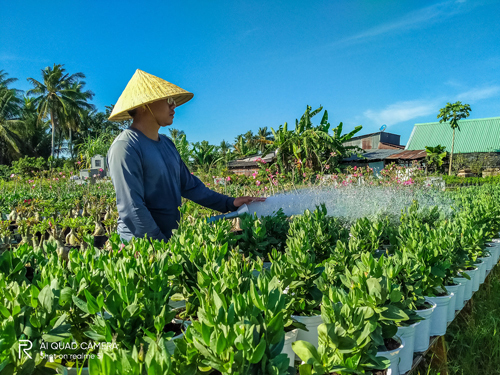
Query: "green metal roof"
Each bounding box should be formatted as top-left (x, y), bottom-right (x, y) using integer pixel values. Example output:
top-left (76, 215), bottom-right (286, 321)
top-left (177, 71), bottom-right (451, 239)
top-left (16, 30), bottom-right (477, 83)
top-left (406, 117), bottom-right (500, 153)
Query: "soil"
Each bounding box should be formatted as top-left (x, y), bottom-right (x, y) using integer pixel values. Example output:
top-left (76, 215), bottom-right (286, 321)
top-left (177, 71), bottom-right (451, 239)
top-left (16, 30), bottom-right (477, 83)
top-left (384, 337), bottom-right (400, 351)
top-left (372, 371), bottom-right (388, 375)
top-left (93, 235), bottom-right (108, 248)
top-left (417, 302), bottom-right (433, 310)
top-left (465, 266), bottom-right (476, 271)
top-left (435, 291), bottom-right (448, 297)
top-left (163, 322), bottom-right (183, 336)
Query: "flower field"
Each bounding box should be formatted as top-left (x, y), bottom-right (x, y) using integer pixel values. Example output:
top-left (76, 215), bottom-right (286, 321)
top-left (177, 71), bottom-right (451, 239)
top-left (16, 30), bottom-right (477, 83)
top-left (1, 177), bottom-right (500, 375)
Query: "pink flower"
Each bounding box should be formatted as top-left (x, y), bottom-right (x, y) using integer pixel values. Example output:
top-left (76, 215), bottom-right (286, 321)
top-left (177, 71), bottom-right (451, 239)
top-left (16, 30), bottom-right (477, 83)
top-left (264, 186), bottom-right (268, 190)
top-left (353, 166), bottom-right (357, 170)
top-left (31, 184), bottom-right (35, 188)
top-left (207, 183), bottom-right (210, 186)
top-left (10, 174), bottom-right (14, 178)
top-left (303, 173), bottom-right (307, 177)
top-left (325, 165), bottom-right (330, 170)
top-left (226, 176), bottom-right (231, 181)
top-left (59, 172), bottom-right (62, 175)
top-left (316, 174), bottom-right (320, 179)
top-left (99, 168), bottom-right (103, 172)
top-left (62, 175), bottom-right (66, 178)
top-left (265, 168), bottom-right (269, 172)
top-left (76, 161), bottom-right (81, 165)
top-left (49, 186), bottom-right (52, 188)
top-left (256, 180), bottom-right (261, 186)
top-left (118, 243), bottom-right (125, 253)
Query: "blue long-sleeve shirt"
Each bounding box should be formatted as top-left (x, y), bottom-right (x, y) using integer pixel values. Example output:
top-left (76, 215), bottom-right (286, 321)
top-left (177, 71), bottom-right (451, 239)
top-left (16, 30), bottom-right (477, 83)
top-left (107, 127), bottom-right (237, 242)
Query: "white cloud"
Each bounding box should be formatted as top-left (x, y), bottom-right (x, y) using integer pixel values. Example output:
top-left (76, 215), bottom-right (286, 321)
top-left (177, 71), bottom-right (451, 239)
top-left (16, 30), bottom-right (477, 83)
top-left (456, 86), bottom-right (500, 102)
top-left (330, 1), bottom-right (466, 48)
top-left (364, 100), bottom-right (440, 126)
top-left (363, 84), bottom-right (500, 127)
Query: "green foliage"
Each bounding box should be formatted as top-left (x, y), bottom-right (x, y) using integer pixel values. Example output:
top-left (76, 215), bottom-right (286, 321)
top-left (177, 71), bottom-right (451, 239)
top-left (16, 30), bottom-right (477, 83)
top-left (437, 101), bottom-right (472, 131)
top-left (237, 208), bottom-right (289, 260)
top-left (174, 277), bottom-right (293, 375)
top-left (425, 145), bottom-right (447, 173)
top-left (271, 105), bottom-right (363, 173)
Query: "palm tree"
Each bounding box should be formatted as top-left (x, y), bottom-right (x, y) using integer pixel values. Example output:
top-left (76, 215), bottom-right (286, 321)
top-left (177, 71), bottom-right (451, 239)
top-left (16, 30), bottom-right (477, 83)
top-left (5, 97), bottom-right (51, 159)
top-left (256, 126), bottom-right (273, 154)
top-left (27, 64), bottom-right (93, 157)
top-left (0, 73), bottom-right (23, 164)
top-left (59, 81), bottom-right (95, 158)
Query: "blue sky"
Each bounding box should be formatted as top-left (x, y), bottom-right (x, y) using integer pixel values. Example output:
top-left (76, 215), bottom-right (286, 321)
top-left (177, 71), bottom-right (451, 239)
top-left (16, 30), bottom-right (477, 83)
top-left (1, 0), bottom-right (499, 147)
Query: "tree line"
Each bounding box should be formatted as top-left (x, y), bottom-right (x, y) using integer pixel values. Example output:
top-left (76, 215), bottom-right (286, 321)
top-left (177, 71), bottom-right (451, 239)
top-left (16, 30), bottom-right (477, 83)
top-left (1, 65), bottom-right (364, 173)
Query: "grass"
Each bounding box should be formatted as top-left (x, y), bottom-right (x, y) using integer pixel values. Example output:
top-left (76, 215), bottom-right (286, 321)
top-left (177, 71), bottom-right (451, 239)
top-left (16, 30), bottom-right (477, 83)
top-left (412, 263), bottom-right (500, 375)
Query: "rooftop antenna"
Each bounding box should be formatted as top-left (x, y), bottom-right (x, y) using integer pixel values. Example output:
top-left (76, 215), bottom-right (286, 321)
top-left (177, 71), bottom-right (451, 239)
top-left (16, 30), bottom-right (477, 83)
top-left (380, 124), bottom-right (387, 132)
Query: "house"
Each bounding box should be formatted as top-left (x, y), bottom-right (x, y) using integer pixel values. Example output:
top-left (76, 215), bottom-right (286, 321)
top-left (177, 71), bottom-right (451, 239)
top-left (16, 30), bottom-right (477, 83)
top-left (405, 116), bottom-right (500, 171)
top-left (343, 131), bottom-right (405, 150)
top-left (342, 149), bottom-right (403, 175)
top-left (406, 117), bottom-right (500, 153)
top-left (227, 151), bottom-right (276, 176)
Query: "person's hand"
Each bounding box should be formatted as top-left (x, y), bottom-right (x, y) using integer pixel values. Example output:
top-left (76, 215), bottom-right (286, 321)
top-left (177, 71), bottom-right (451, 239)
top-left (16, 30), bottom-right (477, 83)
top-left (233, 196), bottom-right (266, 208)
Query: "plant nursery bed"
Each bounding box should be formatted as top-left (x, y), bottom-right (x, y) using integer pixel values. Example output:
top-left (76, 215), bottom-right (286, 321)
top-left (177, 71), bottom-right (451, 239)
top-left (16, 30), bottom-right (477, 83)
top-left (407, 266), bottom-right (496, 375)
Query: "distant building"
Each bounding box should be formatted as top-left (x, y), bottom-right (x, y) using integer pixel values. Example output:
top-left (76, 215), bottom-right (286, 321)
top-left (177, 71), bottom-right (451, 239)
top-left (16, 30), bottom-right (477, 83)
top-left (343, 132), bottom-right (404, 150)
top-left (342, 149), bottom-right (403, 175)
top-left (406, 117), bottom-right (500, 153)
top-left (227, 151), bottom-right (276, 176)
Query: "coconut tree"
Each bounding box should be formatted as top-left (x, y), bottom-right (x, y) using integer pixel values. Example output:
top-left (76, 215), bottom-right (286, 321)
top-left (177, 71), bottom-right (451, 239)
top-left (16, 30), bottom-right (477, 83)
top-left (59, 81), bottom-right (95, 158)
top-left (17, 97), bottom-right (51, 158)
top-left (27, 64), bottom-right (93, 157)
top-left (256, 126), bottom-right (273, 154)
top-left (437, 101), bottom-right (471, 176)
top-left (0, 75), bottom-right (23, 164)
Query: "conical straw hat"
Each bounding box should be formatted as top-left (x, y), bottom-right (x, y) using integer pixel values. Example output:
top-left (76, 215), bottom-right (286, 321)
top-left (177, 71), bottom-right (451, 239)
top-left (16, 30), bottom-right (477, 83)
top-left (108, 69), bottom-right (193, 121)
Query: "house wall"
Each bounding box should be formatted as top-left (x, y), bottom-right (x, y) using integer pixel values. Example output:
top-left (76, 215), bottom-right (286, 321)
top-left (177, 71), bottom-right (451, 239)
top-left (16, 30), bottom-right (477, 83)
top-left (229, 168), bottom-right (259, 176)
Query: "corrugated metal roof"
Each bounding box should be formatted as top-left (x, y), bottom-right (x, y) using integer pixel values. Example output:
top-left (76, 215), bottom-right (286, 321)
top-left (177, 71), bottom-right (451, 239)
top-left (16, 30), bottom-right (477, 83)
top-left (406, 117), bottom-right (500, 153)
top-left (228, 151), bottom-right (276, 168)
top-left (343, 149), bottom-right (402, 161)
top-left (386, 150), bottom-right (427, 160)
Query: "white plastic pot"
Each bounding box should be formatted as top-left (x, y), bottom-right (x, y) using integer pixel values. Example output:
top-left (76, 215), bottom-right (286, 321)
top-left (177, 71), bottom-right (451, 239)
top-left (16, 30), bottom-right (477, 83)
top-left (452, 277), bottom-right (468, 309)
top-left (377, 336), bottom-right (404, 375)
top-left (476, 259), bottom-right (487, 285)
top-left (414, 301), bottom-right (436, 352)
top-left (471, 263), bottom-right (482, 292)
top-left (479, 255), bottom-right (493, 272)
top-left (444, 284), bottom-right (460, 322)
top-left (491, 246), bottom-right (500, 264)
top-left (291, 314), bottom-right (323, 349)
top-left (396, 321), bottom-right (420, 374)
top-left (425, 292), bottom-right (452, 336)
top-left (463, 268), bottom-right (478, 296)
top-left (281, 329), bottom-right (299, 365)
